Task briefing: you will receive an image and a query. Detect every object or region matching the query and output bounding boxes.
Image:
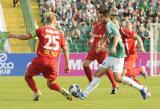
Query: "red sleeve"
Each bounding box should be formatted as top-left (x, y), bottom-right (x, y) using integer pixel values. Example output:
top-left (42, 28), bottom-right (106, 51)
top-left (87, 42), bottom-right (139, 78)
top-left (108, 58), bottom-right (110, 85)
top-left (93, 22), bottom-right (96, 34)
top-left (120, 27), bottom-right (135, 38)
top-left (36, 28), bottom-right (43, 37)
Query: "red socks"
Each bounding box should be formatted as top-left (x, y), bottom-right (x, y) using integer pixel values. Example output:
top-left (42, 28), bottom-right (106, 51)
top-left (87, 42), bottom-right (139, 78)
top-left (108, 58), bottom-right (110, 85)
top-left (25, 75), bottom-right (61, 92)
top-left (49, 83), bottom-right (61, 91)
top-left (106, 70), bottom-right (118, 88)
top-left (83, 66), bottom-right (118, 88)
top-left (83, 66), bottom-right (93, 82)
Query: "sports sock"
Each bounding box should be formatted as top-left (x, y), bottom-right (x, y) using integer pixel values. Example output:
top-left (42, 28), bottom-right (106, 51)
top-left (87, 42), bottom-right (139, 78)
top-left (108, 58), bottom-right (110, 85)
top-left (106, 70), bottom-right (118, 88)
top-left (84, 77), bottom-right (100, 95)
top-left (25, 75), bottom-right (38, 93)
top-left (83, 66), bottom-right (92, 82)
top-left (122, 76), bottom-right (143, 90)
top-left (49, 83), bottom-right (61, 91)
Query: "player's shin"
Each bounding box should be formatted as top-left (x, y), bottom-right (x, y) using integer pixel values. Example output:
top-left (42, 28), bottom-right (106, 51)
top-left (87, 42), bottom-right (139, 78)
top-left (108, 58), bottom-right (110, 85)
top-left (122, 76), bottom-right (144, 90)
top-left (106, 70), bottom-right (118, 88)
top-left (48, 82), bottom-right (61, 91)
top-left (83, 77), bottom-right (100, 96)
top-left (24, 75), bottom-right (38, 93)
top-left (83, 66), bottom-right (93, 82)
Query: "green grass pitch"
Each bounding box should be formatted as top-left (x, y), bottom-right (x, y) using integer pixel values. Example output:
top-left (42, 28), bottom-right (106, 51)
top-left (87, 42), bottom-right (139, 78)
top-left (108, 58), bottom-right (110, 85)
top-left (0, 76), bottom-right (159, 109)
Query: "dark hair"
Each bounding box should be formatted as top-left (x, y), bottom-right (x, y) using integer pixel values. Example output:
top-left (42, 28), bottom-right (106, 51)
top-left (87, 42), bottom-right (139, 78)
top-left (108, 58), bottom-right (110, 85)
top-left (99, 8), bottom-right (110, 17)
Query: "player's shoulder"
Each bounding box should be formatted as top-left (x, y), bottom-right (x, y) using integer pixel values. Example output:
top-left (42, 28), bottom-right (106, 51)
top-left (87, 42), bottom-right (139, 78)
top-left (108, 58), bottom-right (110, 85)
top-left (106, 20), bottom-right (114, 28)
top-left (120, 27), bottom-right (135, 38)
top-left (36, 25), bottom-right (47, 32)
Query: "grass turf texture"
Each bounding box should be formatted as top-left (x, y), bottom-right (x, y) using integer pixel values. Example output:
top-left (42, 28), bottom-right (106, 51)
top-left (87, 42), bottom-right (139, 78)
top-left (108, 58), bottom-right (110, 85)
top-left (0, 76), bottom-right (159, 109)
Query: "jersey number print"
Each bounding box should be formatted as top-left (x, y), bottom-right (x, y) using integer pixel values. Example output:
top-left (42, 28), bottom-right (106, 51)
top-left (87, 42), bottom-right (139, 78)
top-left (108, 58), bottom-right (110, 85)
top-left (44, 34), bottom-right (60, 50)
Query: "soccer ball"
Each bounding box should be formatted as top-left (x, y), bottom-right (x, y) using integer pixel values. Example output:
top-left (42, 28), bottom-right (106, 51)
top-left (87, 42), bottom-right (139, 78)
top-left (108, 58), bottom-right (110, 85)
top-left (69, 84), bottom-right (81, 97)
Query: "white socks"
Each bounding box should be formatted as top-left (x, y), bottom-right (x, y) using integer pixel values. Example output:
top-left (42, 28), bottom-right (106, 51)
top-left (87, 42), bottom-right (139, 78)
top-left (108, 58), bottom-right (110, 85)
top-left (83, 76), bottom-right (144, 97)
top-left (122, 76), bottom-right (143, 90)
top-left (83, 77), bottom-right (100, 96)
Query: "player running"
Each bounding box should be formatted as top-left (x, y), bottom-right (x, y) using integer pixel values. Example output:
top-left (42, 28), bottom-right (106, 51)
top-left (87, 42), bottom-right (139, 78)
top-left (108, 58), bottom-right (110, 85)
top-left (9, 13), bottom-right (72, 101)
top-left (78, 9), bottom-right (150, 100)
top-left (83, 10), bottom-right (118, 94)
top-left (120, 21), bottom-right (148, 84)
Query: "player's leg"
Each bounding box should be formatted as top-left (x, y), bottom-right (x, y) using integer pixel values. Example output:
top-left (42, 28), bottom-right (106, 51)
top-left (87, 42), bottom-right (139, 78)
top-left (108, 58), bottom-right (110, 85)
top-left (47, 79), bottom-right (72, 101)
top-left (106, 70), bottom-right (119, 94)
top-left (83, 50), bottom-right (95, 82)
top-left (24, 71), bottom-right (41, 101)
top-left (44, 61), bottom-right (72, 101)
top-left (24, 58), bottom-right (42, 101)
top-left (79, 67), bottom-right (108, 99)
top-left (126, 66), bottom-right (147, 79)
top-left (79, 56), bottom-right (111, 99)
top-left (116, 74), bottom-right (150, 100)
top-left (97, 52), bottom-right (118, 94)
top-left (112, 58), bottom-right (150, 100)
top-left (124, 58), bottom-right (142, 84)
top-left (24, 71), bottom-right (39, 94)
top-left (83, 59), bottom-right (92, 82)
top-left (123, 68), bottom-right (141, 84)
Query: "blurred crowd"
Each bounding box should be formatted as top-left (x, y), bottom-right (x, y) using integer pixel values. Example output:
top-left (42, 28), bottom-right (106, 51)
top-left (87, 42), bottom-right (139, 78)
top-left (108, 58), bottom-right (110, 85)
top-left (37, 0), bottom-right (160, 52)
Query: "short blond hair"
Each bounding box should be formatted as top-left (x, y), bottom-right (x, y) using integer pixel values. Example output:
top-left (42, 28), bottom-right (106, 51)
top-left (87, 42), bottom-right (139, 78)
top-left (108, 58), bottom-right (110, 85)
top-left (46, 13), bottom-right (56, 24)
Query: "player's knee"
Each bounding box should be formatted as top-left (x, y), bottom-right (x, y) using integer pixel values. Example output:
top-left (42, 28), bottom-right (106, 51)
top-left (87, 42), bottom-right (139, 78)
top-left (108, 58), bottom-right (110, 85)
top-left (47, 80), bottom-right (54, 89)
top-left (24, 74), bottom-right (32, 81)
top-left (115, 78), bottom-right (121, 83)
top-left (114, 76), bottom-right (122, 83)
top-left (126, 73), bottom-right (132, 78)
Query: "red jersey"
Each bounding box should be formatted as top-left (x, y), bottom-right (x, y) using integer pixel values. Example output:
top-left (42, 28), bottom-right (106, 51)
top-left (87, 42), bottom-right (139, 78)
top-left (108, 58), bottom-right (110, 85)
top-left (119, 27), bottom-right (137, 59)
top-left (35, 25), bottom-right (66, 59)
top-left (92, 21), bottom-right (106, 48)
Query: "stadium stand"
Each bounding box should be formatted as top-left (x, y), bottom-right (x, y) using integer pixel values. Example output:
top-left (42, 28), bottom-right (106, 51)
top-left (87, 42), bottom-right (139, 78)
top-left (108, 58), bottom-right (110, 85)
top-left (1, 0), bottom-right (160, 53)
top-left (1, 0), bottom-right (29, 52)
top-left (1, 0), bottom-right (42, 53)
top-left (37, 0), bottom-right (160, 52)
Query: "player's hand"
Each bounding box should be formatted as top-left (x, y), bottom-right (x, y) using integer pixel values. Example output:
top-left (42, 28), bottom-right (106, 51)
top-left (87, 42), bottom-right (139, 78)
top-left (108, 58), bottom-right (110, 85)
top-left (87, 41), bottom-right (92, 48)
top-left (64, 65), bottom-right (70, 73)
top-left (110, 47), bottom-right (116, 54)
top-left (96, 46), bottom-right (109, 52)
top-left (96, 38), bottom-right (109, 52)
top-left (9, 34), bottom-right (15, 38)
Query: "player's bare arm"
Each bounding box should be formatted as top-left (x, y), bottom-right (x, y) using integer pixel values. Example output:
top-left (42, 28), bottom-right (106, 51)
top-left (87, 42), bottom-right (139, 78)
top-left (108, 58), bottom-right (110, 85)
top-left (87, 32), bottom-right (94, 47)
top-left (96, 37), bottom-right (109, 52)
top-left (9, 33), bottom-right (32, 40)
top-left (133, 34), bottom-right (145, 52)
top-left (62, 45), bottom-right (70, 73)
top-left (110, 35), bottom-right (120, 54)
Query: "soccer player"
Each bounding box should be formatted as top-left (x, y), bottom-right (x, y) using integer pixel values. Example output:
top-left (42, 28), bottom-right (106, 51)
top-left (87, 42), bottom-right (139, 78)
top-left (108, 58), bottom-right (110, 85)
top-left (83, 10), bottom-right (118, 94)
top-left (120, 21), bottom-right (147, 84)
top-left (9, 13), bottom-right (72, 101)
top-left (79, 9), bottom-right (150, 100)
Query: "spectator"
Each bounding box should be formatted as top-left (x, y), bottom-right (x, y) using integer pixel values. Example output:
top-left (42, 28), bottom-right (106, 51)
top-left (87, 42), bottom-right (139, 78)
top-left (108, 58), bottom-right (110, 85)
top-left (38, 0), bottom-right (159, 52)
top-left (13, 0), bottom-right (19, 7)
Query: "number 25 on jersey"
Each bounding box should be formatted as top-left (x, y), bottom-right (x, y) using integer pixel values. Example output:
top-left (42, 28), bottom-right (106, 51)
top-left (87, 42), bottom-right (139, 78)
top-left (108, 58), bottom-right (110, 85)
top-left (44, 34), bottom-right (60, 51)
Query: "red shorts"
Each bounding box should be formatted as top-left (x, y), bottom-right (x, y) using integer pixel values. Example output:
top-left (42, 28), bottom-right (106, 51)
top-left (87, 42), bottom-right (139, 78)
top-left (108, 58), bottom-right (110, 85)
top-left (85, 48), bottom-right (108, 64)
top-left (124, 57), bottom-right (137, 70)
top-left (27, 56), bottom-right (58, 81)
